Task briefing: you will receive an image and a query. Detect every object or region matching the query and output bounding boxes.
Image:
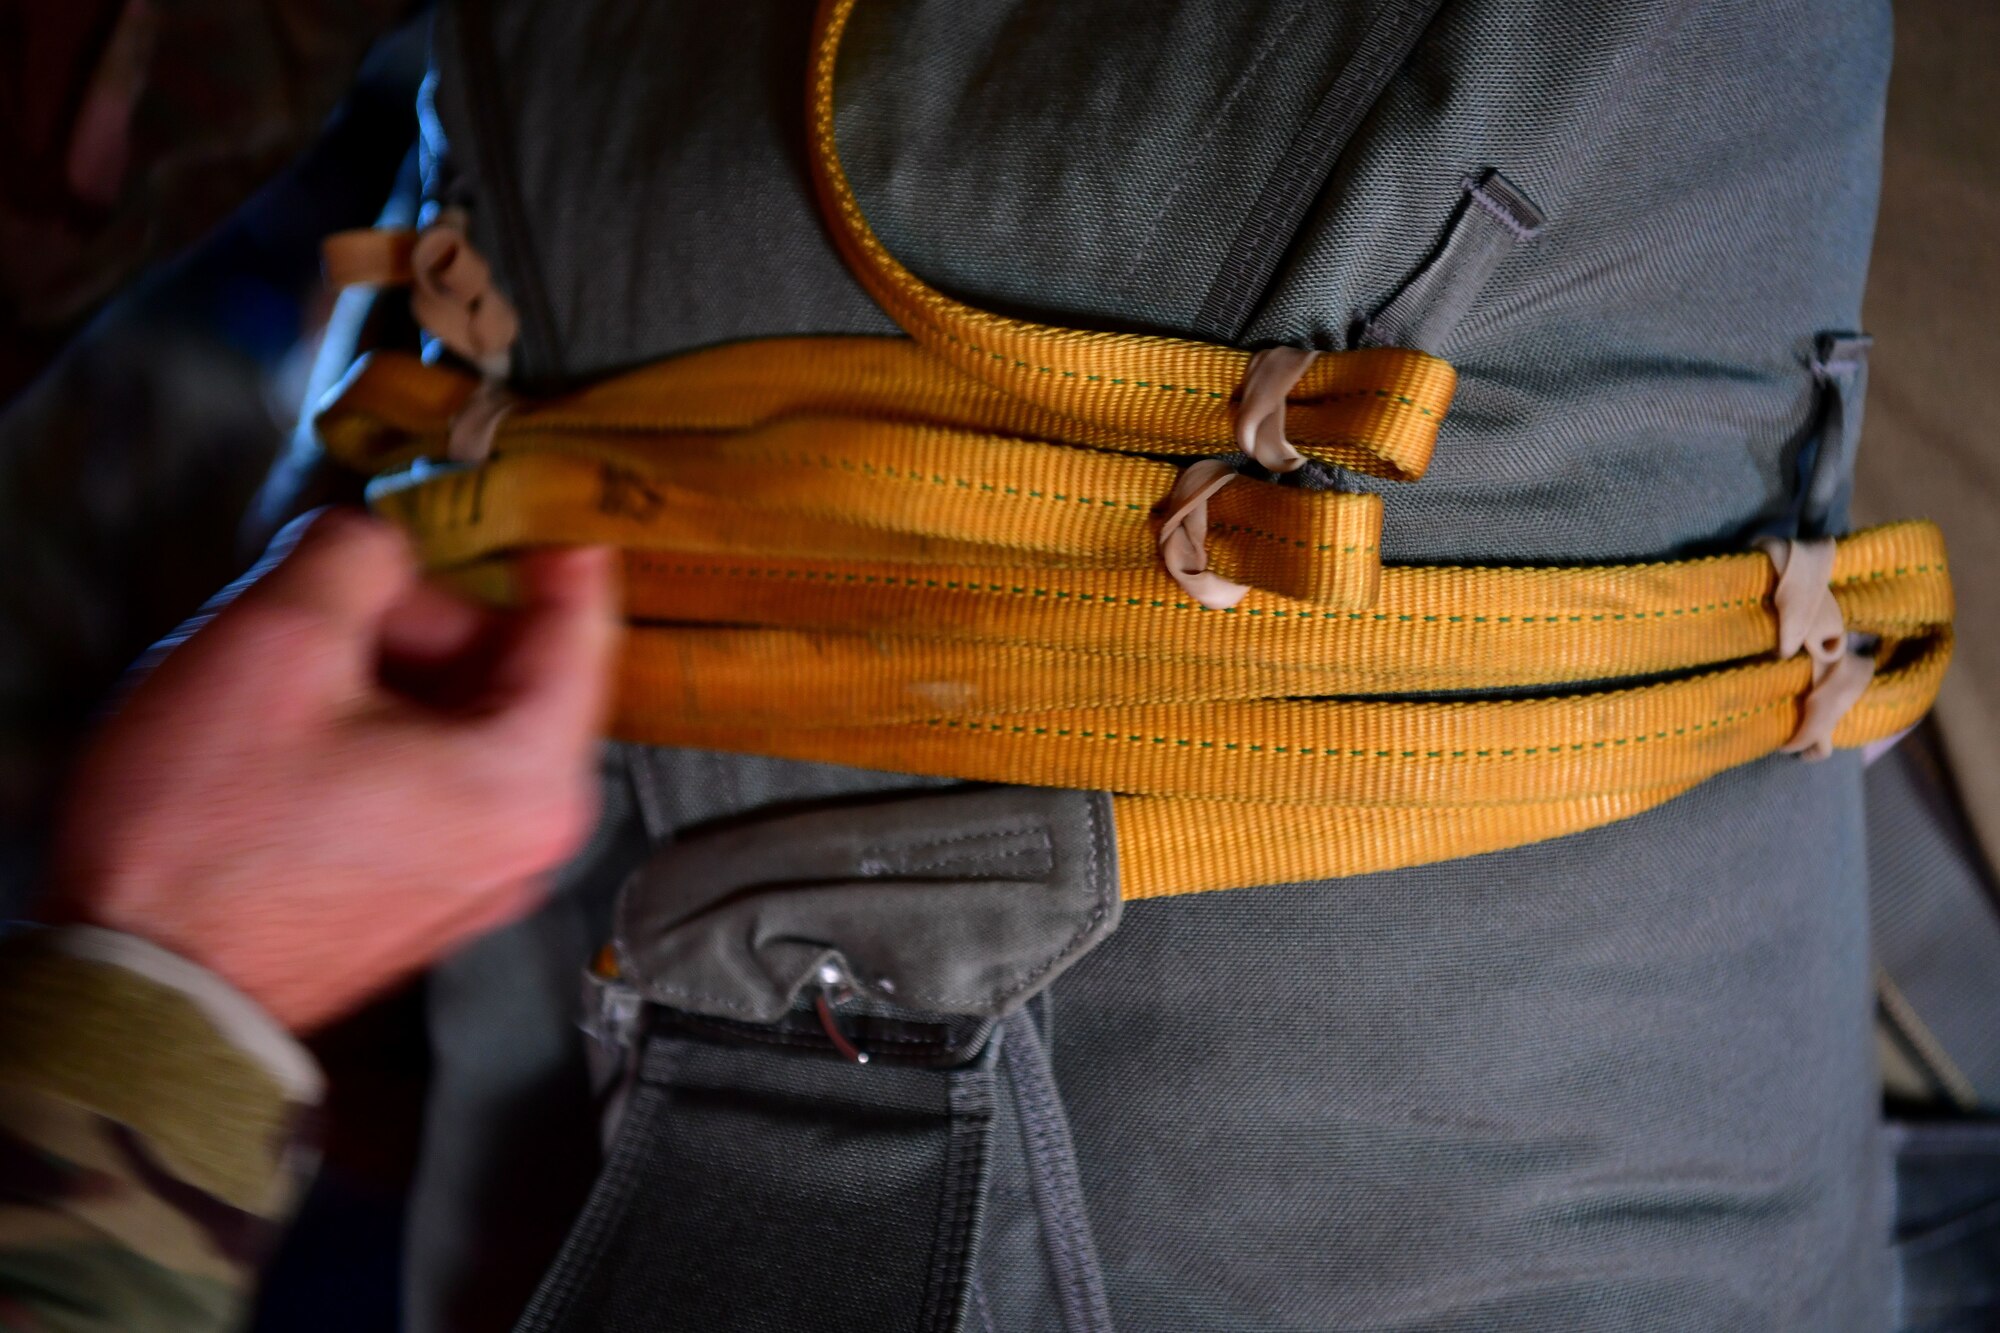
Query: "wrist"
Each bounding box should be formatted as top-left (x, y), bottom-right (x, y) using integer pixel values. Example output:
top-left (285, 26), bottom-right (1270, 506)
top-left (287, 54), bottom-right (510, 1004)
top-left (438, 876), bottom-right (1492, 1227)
top-left (0, 924), bottom-right (324, 1215)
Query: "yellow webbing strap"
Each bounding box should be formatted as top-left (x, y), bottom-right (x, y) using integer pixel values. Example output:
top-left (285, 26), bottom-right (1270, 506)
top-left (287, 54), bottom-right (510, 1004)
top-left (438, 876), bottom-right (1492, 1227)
top-left (314, 0), bottom-right (1953, 898)
top-left (322, 351), bottom-right (1952, 898)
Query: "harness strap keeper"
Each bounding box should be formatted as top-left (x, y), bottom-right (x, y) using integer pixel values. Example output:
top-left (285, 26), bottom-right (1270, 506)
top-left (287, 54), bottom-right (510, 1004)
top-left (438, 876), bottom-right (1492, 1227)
top-left (1759, 535), bottom-right (1878, 760)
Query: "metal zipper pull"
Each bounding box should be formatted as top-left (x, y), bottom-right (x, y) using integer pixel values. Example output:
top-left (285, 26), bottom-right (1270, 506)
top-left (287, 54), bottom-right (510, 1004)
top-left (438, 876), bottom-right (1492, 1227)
top-left (813, 960), bottom-right (871, 1064)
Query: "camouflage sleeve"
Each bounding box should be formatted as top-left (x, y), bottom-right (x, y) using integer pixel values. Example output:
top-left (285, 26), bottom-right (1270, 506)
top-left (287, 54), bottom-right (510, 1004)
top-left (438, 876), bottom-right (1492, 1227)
top-left (0, 927), bottom-right (323, 1332)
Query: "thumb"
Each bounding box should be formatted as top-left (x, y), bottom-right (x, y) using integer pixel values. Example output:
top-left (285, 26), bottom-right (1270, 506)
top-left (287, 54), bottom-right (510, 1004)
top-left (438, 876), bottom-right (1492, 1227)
top-left (173, 508), bottom-right (422, 708)
top-left (242, 508), bottom-right (419, 634)
top-left (480, 546), bottom-right (622, 753)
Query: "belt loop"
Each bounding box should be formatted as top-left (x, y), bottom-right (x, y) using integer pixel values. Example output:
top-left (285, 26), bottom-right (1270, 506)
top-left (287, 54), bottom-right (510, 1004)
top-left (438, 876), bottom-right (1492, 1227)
top-left (1798, 331), bottom-right (1873, 539)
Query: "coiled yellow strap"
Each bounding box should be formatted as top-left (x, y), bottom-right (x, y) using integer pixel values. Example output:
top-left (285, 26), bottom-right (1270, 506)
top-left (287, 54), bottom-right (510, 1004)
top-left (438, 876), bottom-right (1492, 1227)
top-left (321, 347), bottom-right (1951, 897)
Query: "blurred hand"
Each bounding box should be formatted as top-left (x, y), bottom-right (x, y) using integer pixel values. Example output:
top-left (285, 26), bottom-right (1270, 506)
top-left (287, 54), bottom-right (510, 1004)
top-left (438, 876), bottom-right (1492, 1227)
top-left (51, 509), bottom-right (621, 1032)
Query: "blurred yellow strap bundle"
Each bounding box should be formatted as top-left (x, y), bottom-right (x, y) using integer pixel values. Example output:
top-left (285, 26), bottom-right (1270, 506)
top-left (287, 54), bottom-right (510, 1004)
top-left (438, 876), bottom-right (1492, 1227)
top-left (317, 347), bottom-right (1951, 899)
top-left (314, 0), bottom-right (1953, 899)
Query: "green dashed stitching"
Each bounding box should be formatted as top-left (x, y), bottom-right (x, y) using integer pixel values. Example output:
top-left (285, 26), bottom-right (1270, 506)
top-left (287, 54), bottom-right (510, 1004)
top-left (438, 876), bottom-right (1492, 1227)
top-left (1291, 386), bottom-right (1439, 418)
top-left (945, 332), bottom-right (1229, 401)
top-left (1206, 520), bottom-right (1379, 555)
top-left (1833, 561), bottom-right (1947, 585)
top-left (629, 559), bottom-right (1937, 631)
top-left (761, 447), bottom-right (1153, 514)
top-left (918, 700), bottom-right (1783, 761)
top-left (936, 333), bottom-right (1445, 420)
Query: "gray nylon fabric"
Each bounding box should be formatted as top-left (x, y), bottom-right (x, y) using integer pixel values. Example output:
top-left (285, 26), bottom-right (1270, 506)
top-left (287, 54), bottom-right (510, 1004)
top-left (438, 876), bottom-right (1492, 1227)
top-left (428, 1), bottom-right (896, 389)
top-left (406, 0), bottom-right (1899, 1328)
top-left (1243, 0), bottom-right (1890, 567)
top-left (973, 1007), bottom-right (1071, 1333)
top-left (615, 788), bottom-right (1120, 1024)
top-left (1359, 171), bottom-right (1545, 355)
top-left (1053, 756), bottom-right (1883, 1330)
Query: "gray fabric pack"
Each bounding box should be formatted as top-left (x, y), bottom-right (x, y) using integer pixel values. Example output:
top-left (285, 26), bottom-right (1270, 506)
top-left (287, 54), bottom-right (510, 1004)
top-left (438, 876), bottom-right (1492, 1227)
top-left (392, 1), bottom-right (1927, 1329)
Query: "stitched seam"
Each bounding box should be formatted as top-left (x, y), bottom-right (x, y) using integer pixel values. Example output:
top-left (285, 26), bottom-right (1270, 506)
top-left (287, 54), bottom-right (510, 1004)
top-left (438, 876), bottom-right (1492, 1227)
top-left (629, 559), bottom-right (1795, 625)
top-left (906, 322), bottom-right (1443, 419)
top-left (1463, 177), bottom-right (1544, 242)
top-left (942, 326), bottom-right (1229, 399)
top-left (1831, 561), bottom-right (1947, 586)
top-left (862, 825), bottom-right (1048, 860)
top-left (512, 1074), bottom-right (668, 1326)
top-left (1207, 521), bottom-right (1377, 555)
top-left (1116, 1), bottom-right (1314, 278)
top-left (633, 556), bottom-right (1946, 621)
top-left (1005, 1015), bottom-right (1115, 1333)
top-left (574, 446), bottom-right (1389, 554)
top-left (897, 846), bottom-right (1052, 876)
top-left (918, 1087), bottom-right (989, 1333)
top-left (920, 701), bottom-right (1791, 759)
top-left (666, 1016), bottom-right (960, 1055)
top-left (936, 796), bottom-right (1114, 1012)
top-left (860, 825), bottom-right (1054, 876)
top-left (1288, 385), bottom-right (1439, 414)
top-left (891, 843), bottom-right (1054, 877)
top-left (733, 446), bottom-right (1154, 514)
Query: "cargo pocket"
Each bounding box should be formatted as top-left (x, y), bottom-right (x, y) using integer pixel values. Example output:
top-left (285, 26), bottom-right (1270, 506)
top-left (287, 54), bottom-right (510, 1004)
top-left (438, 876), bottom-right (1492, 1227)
top-left (518, 787), bottom-right (1121, 1333)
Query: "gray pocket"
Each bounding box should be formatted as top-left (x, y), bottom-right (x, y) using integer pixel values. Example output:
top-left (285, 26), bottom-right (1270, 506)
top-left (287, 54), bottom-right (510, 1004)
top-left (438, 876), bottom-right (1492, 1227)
top-left (613, 787), bottom-right (1120, 1027)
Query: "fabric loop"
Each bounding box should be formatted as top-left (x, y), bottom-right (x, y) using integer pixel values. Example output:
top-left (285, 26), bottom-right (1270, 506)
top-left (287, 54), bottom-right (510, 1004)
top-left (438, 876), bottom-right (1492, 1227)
top-left (1759, 536), bottom-right (1875, 760)
top-left (1157, 458), bottom-right (1250, 610)
top-left (410, 218), bottom-right (520, 378)
top-left (1155, 348), bottom-right (1340, 608)
top-left (1235, 346), bottom-right (1318, 473)
top-left (1760, 536), bottom-right (1844, 662)
top-left (1783, 646), bottom-right (1877, 762)
top-left (446, 377), bottom-right (517, 465)
top-left (318, 219), bottom-right (521, 380)
top-left (320, 227), bottom-right (415, 289)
